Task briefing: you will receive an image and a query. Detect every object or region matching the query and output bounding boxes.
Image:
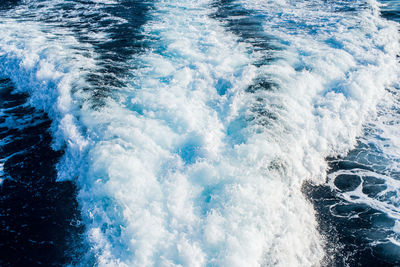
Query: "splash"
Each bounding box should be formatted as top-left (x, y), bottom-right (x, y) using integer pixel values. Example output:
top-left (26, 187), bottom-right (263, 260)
top-left (0, 0), bottom-right (398, 266)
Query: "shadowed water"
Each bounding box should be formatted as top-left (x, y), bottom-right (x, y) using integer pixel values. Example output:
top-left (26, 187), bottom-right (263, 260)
top-left (0, 78), bottom-right (85, 266)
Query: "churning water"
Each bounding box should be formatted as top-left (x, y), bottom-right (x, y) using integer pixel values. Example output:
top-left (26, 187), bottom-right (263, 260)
top-left (0, 0), bottom-right (399, 266)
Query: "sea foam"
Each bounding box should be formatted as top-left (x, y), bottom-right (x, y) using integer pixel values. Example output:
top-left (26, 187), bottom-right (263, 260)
top-left (0, 0), bottom-right (399, 266)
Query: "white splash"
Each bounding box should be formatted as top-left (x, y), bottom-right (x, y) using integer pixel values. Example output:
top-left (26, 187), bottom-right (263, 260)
top-left (0, 0), bottom-right (398, 266)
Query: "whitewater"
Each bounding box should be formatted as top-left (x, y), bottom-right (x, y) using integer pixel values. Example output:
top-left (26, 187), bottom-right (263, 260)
top-left (0, 0), bottom-right (399, 266)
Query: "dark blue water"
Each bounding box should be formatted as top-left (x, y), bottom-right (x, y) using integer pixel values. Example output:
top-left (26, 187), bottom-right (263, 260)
top-left (0, 77), bottom-right (84, 266)
top-left (304, 3), bottom-right (400, 266)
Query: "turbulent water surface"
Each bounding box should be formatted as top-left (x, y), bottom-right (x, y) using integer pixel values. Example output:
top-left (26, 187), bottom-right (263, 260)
top-left (0, 0), bottom-right (399, 266)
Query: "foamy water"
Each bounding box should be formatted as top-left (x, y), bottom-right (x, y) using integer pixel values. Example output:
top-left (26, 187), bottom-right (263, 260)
top-left (0, 0), bottom-right (399, 266)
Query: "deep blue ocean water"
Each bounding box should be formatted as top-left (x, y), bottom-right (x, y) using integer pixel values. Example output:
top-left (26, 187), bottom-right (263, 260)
top-left (0, 0), bottom-right (399, 266)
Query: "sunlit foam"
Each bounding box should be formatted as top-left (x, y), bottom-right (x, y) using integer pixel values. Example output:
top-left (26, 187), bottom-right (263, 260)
top-left (0, 0), bottom-right (398, 266)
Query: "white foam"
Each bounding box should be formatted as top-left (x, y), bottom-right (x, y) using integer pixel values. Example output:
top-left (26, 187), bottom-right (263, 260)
top-left (0, 0), bottom-right (398, 266)
top-left (324, 79), bottom-right (400, 242)
top-left (328, 169), bottom-right (400, 219)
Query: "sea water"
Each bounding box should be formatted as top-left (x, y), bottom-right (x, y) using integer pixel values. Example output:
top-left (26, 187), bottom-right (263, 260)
top-left (0, 0), bottom-right (399, 266)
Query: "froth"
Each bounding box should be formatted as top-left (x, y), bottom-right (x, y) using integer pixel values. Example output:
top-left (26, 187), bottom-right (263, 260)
top-left (78, 0), bottom-right (324, 265)
top-left (0, 0), bottom-right (399, 266)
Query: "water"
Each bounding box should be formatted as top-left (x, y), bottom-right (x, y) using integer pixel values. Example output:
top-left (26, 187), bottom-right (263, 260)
top-left (0, 0), bottom-right (399, 266)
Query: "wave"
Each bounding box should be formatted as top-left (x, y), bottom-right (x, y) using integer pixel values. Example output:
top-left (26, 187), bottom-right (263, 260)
top-left (0, 0), bottom-right (399, 266)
